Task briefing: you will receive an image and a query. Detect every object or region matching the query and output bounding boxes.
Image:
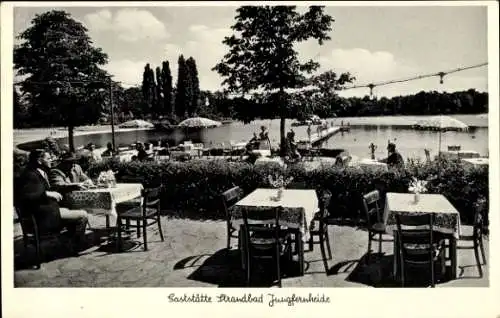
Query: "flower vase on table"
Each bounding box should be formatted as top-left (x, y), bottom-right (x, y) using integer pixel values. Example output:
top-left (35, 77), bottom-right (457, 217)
top-left (268, 174), bottom-right (293, 202)
top-left (408, 178), bottom-right (427, 204)
top-left (97, 170), bottom-right (117, 188)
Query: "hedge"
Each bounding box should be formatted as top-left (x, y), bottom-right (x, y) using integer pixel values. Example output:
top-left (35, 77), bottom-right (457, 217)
top-left (13, 151), bottom-right (488, 229)
top-left (82, 157), bottom-right (489, 229)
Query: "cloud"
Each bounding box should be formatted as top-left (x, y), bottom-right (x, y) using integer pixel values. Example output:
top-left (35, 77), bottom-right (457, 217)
top-left (84, 9), bottom-right (169, 42)
top-left (163, 24), bottom-right (231, 91)
top-left (102, 59), bottom-right (147, 87)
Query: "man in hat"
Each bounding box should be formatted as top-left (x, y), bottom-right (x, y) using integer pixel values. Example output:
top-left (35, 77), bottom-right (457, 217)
top-left (15, 149), bottom-right (89, 253)
top-left (379, 142), bottom-right (405, 169)
top-left (50, 152), bottom-right (93, 194)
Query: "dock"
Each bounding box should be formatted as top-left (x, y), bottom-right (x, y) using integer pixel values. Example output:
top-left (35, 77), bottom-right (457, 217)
top-left (299, 126), bottom-right (344, 146)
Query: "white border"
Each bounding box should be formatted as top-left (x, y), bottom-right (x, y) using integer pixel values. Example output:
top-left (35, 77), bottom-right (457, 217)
top-left (2, 2), bottom-right (499, 318)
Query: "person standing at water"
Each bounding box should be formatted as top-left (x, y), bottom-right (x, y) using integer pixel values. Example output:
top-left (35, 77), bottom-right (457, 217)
top-left (379, 142), bottom-right (404, 170)
top-left (306, 125), bottom-right (312, 141)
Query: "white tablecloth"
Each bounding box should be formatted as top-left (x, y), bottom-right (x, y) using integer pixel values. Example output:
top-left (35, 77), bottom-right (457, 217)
top-left (352, 158), bottom-right (388, 172)
top-left (440, 150), bottom-right (480, 159)
top-left (462, 157), bottom-right (488, 168)
top-left (232, 188), bottom-right (319, 241)
top-left (384, 192), bottom-right (461, 239)
top-left (66, 183), bottom-right (143, 224)
top-left (254, 157), bottom-right (285, 167)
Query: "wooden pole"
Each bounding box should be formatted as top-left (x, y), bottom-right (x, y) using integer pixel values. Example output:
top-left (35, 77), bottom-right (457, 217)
top-left (109, 80), bottom-right (116, 151)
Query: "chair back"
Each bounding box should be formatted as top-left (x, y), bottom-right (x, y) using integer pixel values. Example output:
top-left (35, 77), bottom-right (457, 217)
top-left (221, 186), bottom-right (244, 221)
top-left (318, 189), bottom-right (333, 221)
top-left (242, 206), bottom-right (283, 253)
top-left (395, 213), bottom-right (435, 264)
top-left (142, 186), bottom-right (162, 216)
top-left (362, 190), bottom-right (382, 227)
top-left (473, 198), bottom-right (487, 239)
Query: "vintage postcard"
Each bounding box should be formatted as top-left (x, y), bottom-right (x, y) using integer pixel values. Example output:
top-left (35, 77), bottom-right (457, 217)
top-left (1, 1), bottom-right (499, 317)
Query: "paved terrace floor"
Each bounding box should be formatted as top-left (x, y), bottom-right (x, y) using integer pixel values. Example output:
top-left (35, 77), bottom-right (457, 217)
top-left (14, 215), bottom-right (488, 288)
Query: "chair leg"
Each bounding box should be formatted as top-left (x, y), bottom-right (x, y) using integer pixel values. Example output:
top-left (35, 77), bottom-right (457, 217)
top-left (308, 235), bottom-right (314, 252)
top-left (479, 238), bottom-right (487, 265)
top-left (137, 221), bottom-right (141, 238)
top-left (366, 233), bottom-right (372, 263)
top-left (400, 261), bottom-right (405, 287)
top-left (35, 238), bottom-right (41, 269)
top-left (473, 241), bottom-right (483, 278)
top-left (378, 233), bottom-right (383, 254)
top-left (227, 227), bottom-right (231, 250)
top-left (276, 248), bottom-right (281, 288)
top-left (116, 217), bottom-right (123, 252)
top-left (157, 214), bottom-right (164, 242)
top-left (325, 229), bottom-right (332, 260)
top-left (142, 218), bottom-right (148, 251)
top-left (431, 260), bottom-right (435, 288)
top-left (319, 232), bottom-right (329, 274)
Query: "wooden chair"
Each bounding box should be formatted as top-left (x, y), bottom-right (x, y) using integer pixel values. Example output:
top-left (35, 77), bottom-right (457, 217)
top-left (395, 213), bottom-right (446, 287)
top-left (241, 206), bottom-right (293, 287)
top-left (361, 190), bottom-right (393, 263)
top-left (457, 199), bottom-right (487, 277)
top-left (220, 186), bottom-right (244, 250)
top-left (308, 189), bottom-right (333, 272)
top-left (116, 186), bottom-right (164, 251)
top-left (16, 207), bottom-right (69, 269)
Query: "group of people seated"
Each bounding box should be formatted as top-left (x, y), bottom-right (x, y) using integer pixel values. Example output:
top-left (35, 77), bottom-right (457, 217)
top-left (245, 125), bottom-right (271, 152)
top-left (15, 149), bottom-right (92, 253)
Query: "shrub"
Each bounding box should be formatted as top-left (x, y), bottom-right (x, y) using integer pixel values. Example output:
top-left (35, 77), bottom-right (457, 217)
top-left (87, 157), bottom-right (489, 228)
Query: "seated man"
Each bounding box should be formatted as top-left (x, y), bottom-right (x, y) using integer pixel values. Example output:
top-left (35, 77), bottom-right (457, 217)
top-left (50, 152), bottom-right (93, 195)
top-left (379, 142), bottom-right (405, 170)
top-left (16, 149), bottom-right (89, 253)
top-left (101, 142), bottom-right (117, 157)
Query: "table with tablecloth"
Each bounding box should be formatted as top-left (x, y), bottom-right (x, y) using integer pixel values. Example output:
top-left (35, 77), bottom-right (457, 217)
top-left (350, 158), bottom-right (388, 172)
top-left (440, 150), bottom-right (480, 160)
top-left (65, 183), bottom-right (143, 226)
top-left (232, 188), bottom-right (319, 275)
top-left (254, 157), bottom-right (286, 167)
top-left (462, 157), bottom-right (489, 168)
top-left (384, 192), bottom-right (461, 279)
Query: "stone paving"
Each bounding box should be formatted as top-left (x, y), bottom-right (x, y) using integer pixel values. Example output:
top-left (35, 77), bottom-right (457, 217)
top-left (14, 215), bottom-right (488, 288)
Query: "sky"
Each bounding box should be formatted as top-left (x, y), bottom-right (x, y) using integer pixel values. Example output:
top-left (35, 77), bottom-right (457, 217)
top-left (13, 5), bottom-right (488, 98)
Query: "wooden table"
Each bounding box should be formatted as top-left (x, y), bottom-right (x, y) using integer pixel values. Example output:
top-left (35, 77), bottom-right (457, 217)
top-left (233, 188), bottom-right (319, 275)
top-left (384, 193), bottom-right (461, 280)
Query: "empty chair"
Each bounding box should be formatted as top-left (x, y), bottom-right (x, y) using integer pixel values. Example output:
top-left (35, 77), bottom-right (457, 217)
top-left (457, 198), bottom-right (487, 277)
top-left (116, 186), bottom-right (164, 251)
top-left (308, 189), bottom-right (333, 272)
top-left (241, 206), bottom-right (293, 287)
top-left (395, 213), bottom-right (446, 287)
top-left (361, 190), bottom-right (393, 263)
top-left (220, 186), bottom-right (244, 250)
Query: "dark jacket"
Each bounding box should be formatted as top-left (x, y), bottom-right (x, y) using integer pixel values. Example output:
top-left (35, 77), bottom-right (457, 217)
top-left (385, 151), bottom-right (405, 169)
top-left (15, 166), bottom-right (62, 232)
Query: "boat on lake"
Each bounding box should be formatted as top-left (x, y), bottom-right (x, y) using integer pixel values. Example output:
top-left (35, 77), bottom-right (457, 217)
top-left (291, 114), bottom-right (323, 127)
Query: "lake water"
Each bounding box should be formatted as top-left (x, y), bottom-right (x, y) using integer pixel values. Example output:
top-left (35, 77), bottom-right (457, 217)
top-left (198, 115), bottom-right (488, 160)
top-left (16, 114), bottom-right (489, 161)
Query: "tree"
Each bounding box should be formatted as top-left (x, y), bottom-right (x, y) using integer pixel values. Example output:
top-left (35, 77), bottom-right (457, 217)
top-left (142, 63), bottom-right (156, 115)
top-left (155, 66), bottom-right (163, 117)
top-left (213, 6), bottom-right (336, 155)
top-left (175, 55), bottom-right (191, 118)
top-left (14, 10), bottom-right (110, 151)
top-left (186, 57), bottom-right (201, 116)
top-left (161, 61), bottom-right (173, 117)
